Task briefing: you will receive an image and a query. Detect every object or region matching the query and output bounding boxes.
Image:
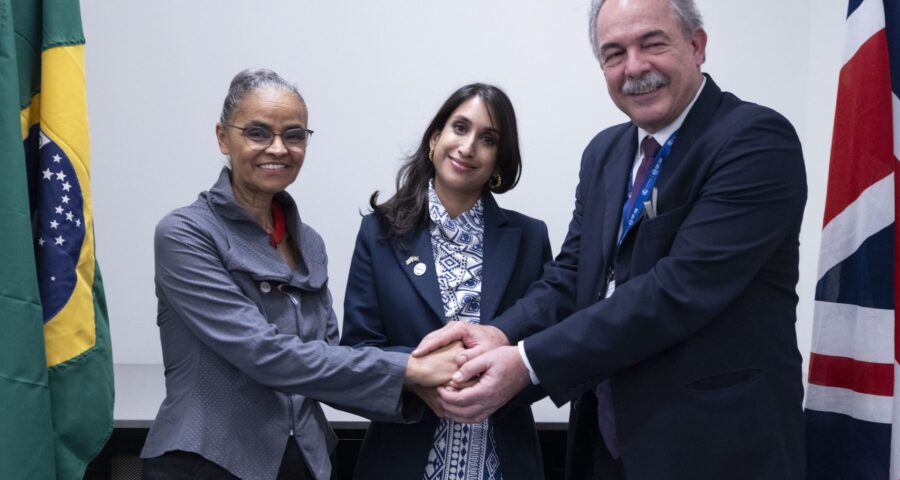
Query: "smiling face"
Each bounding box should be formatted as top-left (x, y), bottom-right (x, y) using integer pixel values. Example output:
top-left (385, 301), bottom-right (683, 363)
top-left (216, 87), bottom-right (308, 207)
top-left (429, 96), bottom-right (499, 212)
top-left (595, 0), bottom-right (706, 133)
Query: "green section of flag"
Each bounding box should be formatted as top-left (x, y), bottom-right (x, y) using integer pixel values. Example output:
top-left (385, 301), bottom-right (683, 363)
top-left (0, 0), bottom-right (58, 477)
top-left (12, 0), bottom-right (84, 108)
top-left (1, 1), bottom-right (114, 479)
top-left (48, 262), bottom-right (114, 477)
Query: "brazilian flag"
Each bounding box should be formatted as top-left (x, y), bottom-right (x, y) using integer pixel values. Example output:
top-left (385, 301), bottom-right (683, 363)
top-left (0, 0), bottom-right (114, 478)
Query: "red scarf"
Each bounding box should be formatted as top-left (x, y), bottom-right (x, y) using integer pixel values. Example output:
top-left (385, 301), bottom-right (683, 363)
top-left (269, 201), bottom-right (285, 248)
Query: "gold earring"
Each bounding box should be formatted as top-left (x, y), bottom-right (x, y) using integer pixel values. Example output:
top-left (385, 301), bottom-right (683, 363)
top-left (428, 148), bottom-right (434, 162)
top-left (490, 173), bottom-right (502, 189)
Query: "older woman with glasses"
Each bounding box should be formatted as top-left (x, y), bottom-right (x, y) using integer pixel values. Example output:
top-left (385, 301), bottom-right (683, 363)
top-left (140, 68), bottom-right (462, 480)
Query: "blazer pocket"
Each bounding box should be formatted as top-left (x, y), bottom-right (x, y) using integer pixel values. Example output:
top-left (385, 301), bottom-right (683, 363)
top-left (673, 368), bottom-right (774, 469)
top-left (630, 204), bottom-right (690, 274)
top-left (639, 202), bottom-right (690, 236)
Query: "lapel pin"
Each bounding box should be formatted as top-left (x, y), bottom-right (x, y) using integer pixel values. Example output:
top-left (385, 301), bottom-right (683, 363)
top-left (405, 255), bottom-right (419, 265)
top-left (413, 262), bottom-right (427, 276)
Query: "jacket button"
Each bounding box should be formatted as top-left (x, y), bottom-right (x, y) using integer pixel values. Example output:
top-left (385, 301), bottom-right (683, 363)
top-left (260, 281), bottom-right (271, 294)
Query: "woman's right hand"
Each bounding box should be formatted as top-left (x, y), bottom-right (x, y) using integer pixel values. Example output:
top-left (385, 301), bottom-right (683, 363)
top-left (405, 340), bottom-right (464, 387)
top-left (407, 384), bottom-right (445, 418)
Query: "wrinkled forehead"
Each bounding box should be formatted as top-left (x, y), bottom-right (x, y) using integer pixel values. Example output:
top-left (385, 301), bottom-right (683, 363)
top-left (596, 0), bottom-right (680, 40)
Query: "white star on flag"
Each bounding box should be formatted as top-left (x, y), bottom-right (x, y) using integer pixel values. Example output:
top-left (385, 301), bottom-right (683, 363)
top-left (33, 129), bottom-right (92, 330)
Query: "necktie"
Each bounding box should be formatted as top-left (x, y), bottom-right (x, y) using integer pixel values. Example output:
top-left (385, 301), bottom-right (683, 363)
top-left (595, 136), bottom-right (662, 460)
top-left (623, 135), bottom-right (661, 219)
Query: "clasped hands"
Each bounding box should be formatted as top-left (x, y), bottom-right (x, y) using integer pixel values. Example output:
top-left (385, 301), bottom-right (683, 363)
top-left (404, 322), bottom-right (532, 423)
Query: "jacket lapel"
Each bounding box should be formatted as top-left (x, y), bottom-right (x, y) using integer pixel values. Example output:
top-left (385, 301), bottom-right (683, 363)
top-left (206, 168), bottom-right (294, 283)
top-left (655, 75), bottom-right (721, 194)
top-left (392, 227), bottom-right (445, 321)
top-left (600, 126), bottom-right (638, 267)
top-left (480, 194), bottom-right (521, 324)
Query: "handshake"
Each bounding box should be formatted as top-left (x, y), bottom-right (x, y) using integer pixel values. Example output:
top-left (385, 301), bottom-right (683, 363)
top-left (402, 322), bottom-right (533, 423)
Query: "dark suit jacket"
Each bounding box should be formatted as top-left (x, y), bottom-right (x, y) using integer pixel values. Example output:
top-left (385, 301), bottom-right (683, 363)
top-left (491, 76), bottom-right (807, 480)
top-left (340, 192), bottom-right (552, 480)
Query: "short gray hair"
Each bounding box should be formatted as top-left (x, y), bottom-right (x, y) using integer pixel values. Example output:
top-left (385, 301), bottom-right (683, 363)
top-left (588, 0), bottom-right (704, 62)
top-left (219, 68), bottom-right (305, 125)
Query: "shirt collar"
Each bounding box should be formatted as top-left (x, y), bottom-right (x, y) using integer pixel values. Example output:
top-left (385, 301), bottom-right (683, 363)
top-left (427, 180), bottom-right (484, 236)
top-left (205, 167), bottom-right (327, 290)
top-left (637, 75), bottom-right (707, 146)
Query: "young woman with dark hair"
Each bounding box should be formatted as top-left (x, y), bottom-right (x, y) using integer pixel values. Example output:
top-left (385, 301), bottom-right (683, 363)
top-left (341, 83), bottom-right (549, 480)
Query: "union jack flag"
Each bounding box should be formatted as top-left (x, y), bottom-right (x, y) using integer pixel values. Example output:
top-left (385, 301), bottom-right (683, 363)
top-left (805, 1), bottom-right (900, 478)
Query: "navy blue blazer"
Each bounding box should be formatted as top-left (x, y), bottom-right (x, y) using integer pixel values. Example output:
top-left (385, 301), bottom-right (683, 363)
top-left (492, 76), bottom-right (807, 480)
top-left (340, 192), bottom-right (551, 480)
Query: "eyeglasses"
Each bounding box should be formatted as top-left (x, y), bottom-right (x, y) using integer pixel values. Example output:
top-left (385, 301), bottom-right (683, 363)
top-left (226, 124), bottom-right (314, 150)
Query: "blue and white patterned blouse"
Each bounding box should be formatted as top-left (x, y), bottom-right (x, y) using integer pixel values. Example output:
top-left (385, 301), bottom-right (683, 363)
top-left (422, 182), bottom-right (502, 480)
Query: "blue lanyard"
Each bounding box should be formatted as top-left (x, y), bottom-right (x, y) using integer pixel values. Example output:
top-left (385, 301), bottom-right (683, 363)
top-left (618, 131), bottom-right (677, 246)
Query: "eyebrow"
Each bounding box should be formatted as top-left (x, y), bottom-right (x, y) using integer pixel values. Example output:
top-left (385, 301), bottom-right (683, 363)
top-left (600, 29), bottom-right (671, 52)
top-left (451, 114), bottom-right (499, 135)
top-left (246, 120), bottom-right (306, 130)
top-left (245, 120), bottom-right (273, 128)
top-left (640, 30), bottom-right (671, 42)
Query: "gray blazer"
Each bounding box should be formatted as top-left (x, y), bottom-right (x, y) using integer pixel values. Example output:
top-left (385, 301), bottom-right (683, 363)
top-left (141, 168), bottom-right (409, 480)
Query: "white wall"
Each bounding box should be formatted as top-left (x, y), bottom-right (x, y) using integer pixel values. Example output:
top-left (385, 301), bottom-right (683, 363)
top-left (81, 0), bottom-right (847, 381)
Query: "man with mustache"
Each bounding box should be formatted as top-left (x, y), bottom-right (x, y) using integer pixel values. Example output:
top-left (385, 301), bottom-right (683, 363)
top-left (414, 0), bottom-right (807, 478)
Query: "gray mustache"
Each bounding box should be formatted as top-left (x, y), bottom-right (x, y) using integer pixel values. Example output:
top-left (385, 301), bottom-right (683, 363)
top-left (622, 72), bottom-right (670, 95)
